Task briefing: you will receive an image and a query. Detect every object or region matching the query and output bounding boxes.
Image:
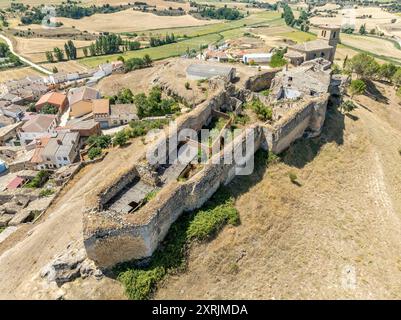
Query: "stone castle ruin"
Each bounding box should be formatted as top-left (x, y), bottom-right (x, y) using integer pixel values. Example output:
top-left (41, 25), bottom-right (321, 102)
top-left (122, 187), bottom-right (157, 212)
top-left (83, 58), bottom-right (344, 268)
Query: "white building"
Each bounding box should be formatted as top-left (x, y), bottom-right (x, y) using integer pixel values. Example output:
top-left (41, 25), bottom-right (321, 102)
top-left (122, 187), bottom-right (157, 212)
top-left (39, 132), bottom-right (80, 169)
top-left (242, 53), bottom-right (273, 64)
top-left (17, 114), bottom-right (58, 145)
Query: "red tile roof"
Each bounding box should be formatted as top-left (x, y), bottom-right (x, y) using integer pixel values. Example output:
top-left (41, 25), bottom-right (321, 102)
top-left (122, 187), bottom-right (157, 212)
top-left (36, 91), bottom-right (67, 108)
top-left (6, 176), bottom-right (25, 189)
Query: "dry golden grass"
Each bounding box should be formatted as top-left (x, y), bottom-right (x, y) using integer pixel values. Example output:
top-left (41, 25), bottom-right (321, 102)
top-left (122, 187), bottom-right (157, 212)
top-left (310, 7), bottom-right (399, 34)
top-left (56, 9), bottom-right (219, 33)
top-left (14, 37), bottom-right (92, 63)
top-left (41, 60), bottom-right (89, 73)
top-left (0, 67), bottom-right (42, 82)
top-left (155, 82), bottom-right (401, 299)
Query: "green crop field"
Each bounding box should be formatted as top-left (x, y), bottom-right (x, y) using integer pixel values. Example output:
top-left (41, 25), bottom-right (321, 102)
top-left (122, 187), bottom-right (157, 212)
top-left (80, 33), bottom-right (223, 67)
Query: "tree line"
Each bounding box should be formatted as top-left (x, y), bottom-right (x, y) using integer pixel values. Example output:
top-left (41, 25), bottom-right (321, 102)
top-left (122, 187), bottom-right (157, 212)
top-left (198, 6), bottom-right (244, 20)
top-left (149, 33), bottom-right (176, 47)
top-left (282, 4), bottom-right (310, 32)
top-left (45, 40), bottom-right (77, 62)
top-left (44, 34), bottom-right (143, 62)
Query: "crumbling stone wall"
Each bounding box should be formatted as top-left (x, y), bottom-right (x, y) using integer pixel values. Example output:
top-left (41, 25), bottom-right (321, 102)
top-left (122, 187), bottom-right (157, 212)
top-left (83, 86), bottom-right (331, 268)
top-left (244, 68), bottom-right (281, 92)
top-left (84, 126), bottom-right (264, 268)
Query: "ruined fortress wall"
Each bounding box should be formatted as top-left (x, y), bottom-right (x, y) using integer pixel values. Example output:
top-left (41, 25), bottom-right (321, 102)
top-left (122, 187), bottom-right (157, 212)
top-left (267, 95), bottom-right (329, 154)
top-left (244, 69), bottom-right (281, 92)
top-left (97, 169), bottom-right (139, 210)
top-left (84, 127), bottom-right (264, 268)
top-left (84, 91), bottom-right (330, 268)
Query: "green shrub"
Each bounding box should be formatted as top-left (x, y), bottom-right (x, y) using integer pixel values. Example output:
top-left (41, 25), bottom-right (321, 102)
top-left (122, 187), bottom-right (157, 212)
top-left (184, 82), bottom-right (190, 90)
top-left (39, 188), bottom-right (55, 197)
top-left (349, 79), bottom-right (366, 97)
top-left (88, 147), bottom-right (102, 160)
top-left (289, 172), bottom-right (298, 183)
top-left (113, 130), bottom-right (129, 146)
top-left (87, 134), bottom-right (112, 149)
top-left (144, 190), bottom-right (158, 203)
top-left (246, 99), bottom-right (273, 121)
top-left (128, 119), bottom-right (169, 138)
top-left (0, 227), bottom-right (5, 234)
top-left (25, 170), bottom-right (50, 188)
top-left (269, 49), bottom-right (287, 68)
top-left (340, 100), bottom-right (357, 113)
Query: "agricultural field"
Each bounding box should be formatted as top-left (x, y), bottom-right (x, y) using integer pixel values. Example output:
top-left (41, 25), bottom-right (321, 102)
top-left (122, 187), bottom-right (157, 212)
top-left (340, 33), bottom-right (401, 64)
top-left (55, 10), bottom-right (219, 34)
top-left (0, 66), bottom-right (42, 82)
top-left (81, 33), bottom-right (223, 67)
top-left (41, 60), bottom-right (90, 73)
top-left (0, 0), bottom-right (189, 9)
top-left (79, 10), bottom-right (281, 67)
top-left (310, 6), bottom-right (400, 36)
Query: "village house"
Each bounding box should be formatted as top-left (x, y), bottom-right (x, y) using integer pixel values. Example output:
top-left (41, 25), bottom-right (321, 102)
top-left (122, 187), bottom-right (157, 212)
top-left (17, 114), bottom-right (58, 145)
top-left (0, 115), bottom-right (14, 128)
top-left (285, 25), bottom-right (340, 66)
top-left (68, 86), bottom-right (101, 118)
top-left (35, 91), bottom-right (68, 114)
top-left (109, 104), bottom-right (138, 127)
top-left (92, 99), bottom-right (110, 129)
top-left (63, 113), bottom-right (101, 138)
top-left (0, 122), bottom-right (24, 146)
top-left (93, 99), bottom-right (138, 129)
top-left (0, 101), bottom-right (27, 121)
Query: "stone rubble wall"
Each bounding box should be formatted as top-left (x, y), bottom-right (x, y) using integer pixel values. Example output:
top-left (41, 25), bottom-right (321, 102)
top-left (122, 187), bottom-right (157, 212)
top-left (244, 68), bottom-right (282, 92)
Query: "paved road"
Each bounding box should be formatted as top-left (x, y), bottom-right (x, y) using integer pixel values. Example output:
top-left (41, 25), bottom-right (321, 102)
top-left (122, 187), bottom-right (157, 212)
top-left (0, 34), bottom-right (53, 75)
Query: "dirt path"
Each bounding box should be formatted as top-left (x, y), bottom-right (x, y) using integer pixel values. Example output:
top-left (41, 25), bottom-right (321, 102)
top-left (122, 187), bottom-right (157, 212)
top-left (0, 139), bottom-right (146, 299)
top-left (155, 82), bottom-right (401, 299)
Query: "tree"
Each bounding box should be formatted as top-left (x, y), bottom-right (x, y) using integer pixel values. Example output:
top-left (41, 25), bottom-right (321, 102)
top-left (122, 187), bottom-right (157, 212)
top-left (359, 24), bottom-right (367, 35)
top-left (113, 130), bottom-right (128, 147)
top-left (64, 42), bottom-right (71, 60)
top-left (269, 49), bottom-right (287, 68)
top-left (143, 54), bottom-right (152, 66)
top-left (40, 104), bottom-right (58, 114)
top-left (346, 53), bottom-right (379, 80)
top-left (349, 79), bottom-right (367, 98)
top-left (87, 134), bottom-right (112, 149)
top-left (52, 66), bottom-right (58, 73)
top-left (66, 40), bottom-right (77, 60)
top-left (45, 51), bottom-right (54, 63)
top-left (185, 82), bottom-right (191, 90)
top-left (392, 68), bottom-right (401, 87)
top-left (53, 47), bottom-right (64, 61)
top-left (89, 43), bottom-right (96, 56)
top-left (283, 4), bottom-right (295, 26)
top-left (88, 147), bottom-right (102, 160)
top-left (83, 47), bottom-right (88, 57)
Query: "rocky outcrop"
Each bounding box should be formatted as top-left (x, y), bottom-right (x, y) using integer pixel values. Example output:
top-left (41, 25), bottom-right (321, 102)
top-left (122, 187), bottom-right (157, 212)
top-left (40, 242), bottom-right (102, 286)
